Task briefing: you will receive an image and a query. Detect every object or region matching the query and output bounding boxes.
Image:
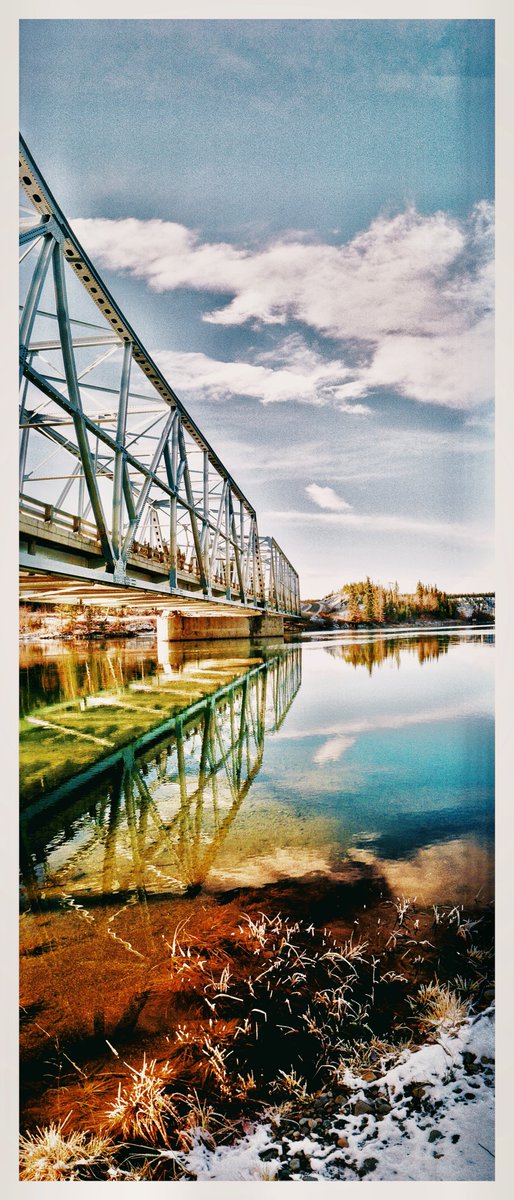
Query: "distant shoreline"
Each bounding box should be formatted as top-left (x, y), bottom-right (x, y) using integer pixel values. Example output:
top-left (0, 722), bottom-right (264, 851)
top-left (300, 618), bottom-right (495, 636)
top-left (19, 618), bottom-right (496, 646)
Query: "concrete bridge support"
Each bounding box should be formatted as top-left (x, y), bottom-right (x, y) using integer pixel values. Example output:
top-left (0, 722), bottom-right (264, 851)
top-left (158, 611), bottom-right (284, 643)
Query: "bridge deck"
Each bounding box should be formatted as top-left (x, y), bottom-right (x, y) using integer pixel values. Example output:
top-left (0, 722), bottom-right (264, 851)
top-left (19, 568), bottom-right (265, 614)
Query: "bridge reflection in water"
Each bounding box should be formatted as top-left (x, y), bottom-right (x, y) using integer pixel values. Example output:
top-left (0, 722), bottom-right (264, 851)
top-left (20, 646), bottom-right (302, 910)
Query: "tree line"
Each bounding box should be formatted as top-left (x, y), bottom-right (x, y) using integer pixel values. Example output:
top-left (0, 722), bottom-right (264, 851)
top-left (323, 579), bottom-right (459, 625)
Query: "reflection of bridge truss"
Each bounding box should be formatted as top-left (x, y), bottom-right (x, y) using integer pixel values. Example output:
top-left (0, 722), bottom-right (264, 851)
top-left (19, 137), bottom-right (300, 614)
top-left (20, 648), bottom-right (302, 905)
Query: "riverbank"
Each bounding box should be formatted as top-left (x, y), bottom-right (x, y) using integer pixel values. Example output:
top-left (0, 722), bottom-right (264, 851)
top-left (22, 1006), bottom-right (494, 1182)
top-left (20, 886), bottom-right (494, 1181)
top-left (19, 613), bottom-right (156, 644)
top-left (176, 1006), bottom-right (494, 1182)
top-left (19, 628), bottom-right (494, 1181)
top-left (19, 616), bottom-right (495, 647)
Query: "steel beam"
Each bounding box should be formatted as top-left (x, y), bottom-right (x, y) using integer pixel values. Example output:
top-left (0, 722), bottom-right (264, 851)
top-left (51, 242), bottom-right (115, 569)
top-left (112, 340), bottom-right (132, 561)
top-left (19, 233), bottom-right (54, 380)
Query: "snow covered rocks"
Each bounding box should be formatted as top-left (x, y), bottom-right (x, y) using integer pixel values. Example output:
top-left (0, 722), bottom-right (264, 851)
top-left (179, 1007), bottom-right (494, 1181)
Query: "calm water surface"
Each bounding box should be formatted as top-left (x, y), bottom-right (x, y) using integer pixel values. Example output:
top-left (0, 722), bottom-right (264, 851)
top-left (20, 629), bottom-right (494, 912)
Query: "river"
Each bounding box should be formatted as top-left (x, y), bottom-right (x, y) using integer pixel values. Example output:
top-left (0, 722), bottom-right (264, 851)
top-left (19, 626), bottom-right (494, 1135)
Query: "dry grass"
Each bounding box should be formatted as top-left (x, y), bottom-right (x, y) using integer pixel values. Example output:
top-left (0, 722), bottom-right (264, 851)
top-left (20, 897), bottom-right (494, 1180)
top-left (105, 1057), bottom-right (178, 1145)
top-left (256, 1163), bottom-right (280, 1180)
top-left (175, 1088), bottom-right (234, 1151)
top-left (200, 1036), bottom-right (233, 1096)
top-left (271, 1068), bottom-right (309, 1100)
top-left (330, 1033), bottom-right (412, 1085)
top-left (409, 981), bottom-right (470, 1035)
top-left (19, 1117), bottom-right (114, 1181)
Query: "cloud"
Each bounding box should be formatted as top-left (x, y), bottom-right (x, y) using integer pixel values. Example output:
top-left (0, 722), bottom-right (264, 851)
top-left (377, 70), bottom-right (460, 98)
top-left (151, 337), bottom-right (371, 410)
top-left (276, 694), bottom-right (491, 752)
top-left (356, 317), bottom-right (493, 408)
top-left (207, 846), bottom-right (337, 890)
top-left (210, 424), bottom-right (493, 488)
top-left (306, 483), bottom-right (352, 512)
top-left (73, 200), bottom-right (494, 410)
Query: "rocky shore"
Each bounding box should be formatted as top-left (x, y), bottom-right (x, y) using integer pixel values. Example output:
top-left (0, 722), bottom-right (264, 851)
top-left (179, 1008), bottom-right (495, 1182)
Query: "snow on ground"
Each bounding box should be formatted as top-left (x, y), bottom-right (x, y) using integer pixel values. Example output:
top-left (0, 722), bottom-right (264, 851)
top-left (177, 1008), bottom-right (494, 1182)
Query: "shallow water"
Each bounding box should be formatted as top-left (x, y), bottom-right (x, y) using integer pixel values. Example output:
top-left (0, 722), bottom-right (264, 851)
top-left (20, 628), bottom-right (494, 912)
top-left (19, 627), bottom-right (494, 1128)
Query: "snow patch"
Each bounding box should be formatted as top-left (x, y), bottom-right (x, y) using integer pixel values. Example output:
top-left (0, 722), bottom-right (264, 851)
top-left (177, 1009), bottom-right (494, 1182)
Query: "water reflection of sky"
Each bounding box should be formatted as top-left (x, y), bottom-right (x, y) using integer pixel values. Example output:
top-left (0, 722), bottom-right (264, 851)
top-left (208, 634), bottom-right (494, 904)
top-left (21, 633), bottom-right (494, 909)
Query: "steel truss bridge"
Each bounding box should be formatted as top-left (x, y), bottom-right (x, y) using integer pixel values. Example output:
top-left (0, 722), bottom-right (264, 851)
top-left (19, 136), bottom-right (300, 616)
top-left (21, 647), bottom-right (302, 907)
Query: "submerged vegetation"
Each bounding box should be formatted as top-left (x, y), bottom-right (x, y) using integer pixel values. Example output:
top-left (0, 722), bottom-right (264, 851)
top-left (20, 889), bottom-right (494, 1181)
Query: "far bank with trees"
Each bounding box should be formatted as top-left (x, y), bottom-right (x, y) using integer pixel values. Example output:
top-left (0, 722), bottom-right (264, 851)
top-left (302, 579), bottom-right (494, 630)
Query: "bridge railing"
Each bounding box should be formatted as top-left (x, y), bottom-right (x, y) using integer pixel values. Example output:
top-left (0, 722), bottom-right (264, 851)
top-left (19, 135), bottom-right (301, 616)
top-left (18, 493), bottom-right (238, 589)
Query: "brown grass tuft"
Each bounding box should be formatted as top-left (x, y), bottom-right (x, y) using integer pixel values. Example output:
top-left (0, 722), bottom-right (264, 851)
top-left (19, 1117), bottom-right (113, 1181)
top-left (105, 1057), bottom-right (178, 1145)
top-left (409, 981), bottom-right (470, 1035)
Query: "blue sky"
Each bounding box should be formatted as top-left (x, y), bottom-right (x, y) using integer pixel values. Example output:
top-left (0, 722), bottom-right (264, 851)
top-left (20, 19), bottom-right (494, 596)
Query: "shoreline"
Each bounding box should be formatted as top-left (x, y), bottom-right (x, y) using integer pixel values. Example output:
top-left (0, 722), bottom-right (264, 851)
top-left (19, 619), bottom-right (496, 646)
top-left (177, 1006), bottom-right (495, 1182)
top-left (20, 892), bottom-right (495, 1182)
top-left (301, 619), bottom-right (494, 638)
top-left (301, 620), bottom-right (495, 638)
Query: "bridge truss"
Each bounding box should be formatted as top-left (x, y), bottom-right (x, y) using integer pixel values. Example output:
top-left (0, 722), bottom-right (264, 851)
top-left (19, 137), bottom-right (301, 615)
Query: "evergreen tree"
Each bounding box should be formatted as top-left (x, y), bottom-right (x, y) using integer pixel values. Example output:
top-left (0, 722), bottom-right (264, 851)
top-left (384, 588), bottom-right (395, 622)
top-left (364, 576), bottom-right (375, 623)
top-left (373, 585), bottom-right (385, 624)
top-left (347, 583), bottom-right (361, 624)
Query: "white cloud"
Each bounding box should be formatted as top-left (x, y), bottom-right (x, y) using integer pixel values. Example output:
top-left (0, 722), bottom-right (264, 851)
top-left (210, 424), bottom-right (492, 487)
top-left (306, 483), bottom-right (352, 512)
top-left (151, 338), bottom-right (371, 410)
top-left (293, 694), bottom-right (490, 765)
top-left (356, 317), bottom-right (494, 408)
top-left (377, 70), bottom-right (460, 99)
top-left (73, 200), bottom-right (494, 410)
top-left (276, 695), bottom-right (490, 750)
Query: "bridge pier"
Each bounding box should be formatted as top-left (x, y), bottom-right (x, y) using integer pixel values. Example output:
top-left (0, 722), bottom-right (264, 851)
top-left (160, 611), bottom-right (284, 642)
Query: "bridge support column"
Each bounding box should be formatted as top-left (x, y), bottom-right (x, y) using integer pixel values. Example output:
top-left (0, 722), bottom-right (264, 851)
top-left (249, 614), bottom-right (284, 638)
top-left (164, 612), bottom-right (284, 642)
